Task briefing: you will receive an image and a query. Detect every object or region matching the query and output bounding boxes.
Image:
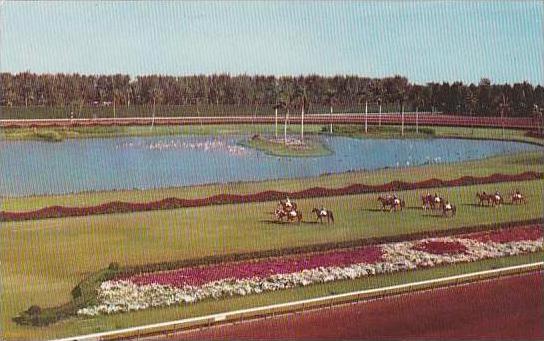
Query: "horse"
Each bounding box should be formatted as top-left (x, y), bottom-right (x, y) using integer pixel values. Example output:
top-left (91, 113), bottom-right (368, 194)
top-left (421, 194), bottom-right (434, 210)
top-left (274, 207), bottom-right (302, 223)
top-left (378, 196), bottom-right (405, 212)
top-left (422, 193), bottom-right (443, 210)
top-left (440, 201), bottom-right (457, 217)
top-left (279, 199), bottom-right (297, 212)
top-left (311, 208), bottom-right (334, 223)
top-left (490, 193), bottom-right (503, 207)
top-left (476, 192), bottom-right (492, 206)
top-left (511, 191), bottom-right (526, 205)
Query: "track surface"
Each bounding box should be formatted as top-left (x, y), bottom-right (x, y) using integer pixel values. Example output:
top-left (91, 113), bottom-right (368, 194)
top-left (166, 272), bottom-right (544, 340)
top-left (0, 113), bottom-right (537, 129)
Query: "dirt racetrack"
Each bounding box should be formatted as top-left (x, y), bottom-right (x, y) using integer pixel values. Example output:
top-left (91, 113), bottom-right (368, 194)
top-left (168, 272), bottom-right (543, 340)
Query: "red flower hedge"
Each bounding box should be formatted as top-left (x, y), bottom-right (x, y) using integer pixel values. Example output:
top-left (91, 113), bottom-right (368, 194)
top-left (127, 246), bottom-right (384, 287)
top-left (1, 172), bottom-right (541, 222)
top-left (465, 225), bottom-right (543, 244)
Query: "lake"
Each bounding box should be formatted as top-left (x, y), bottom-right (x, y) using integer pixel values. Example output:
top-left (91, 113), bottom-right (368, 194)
top-left (0, 135), bottom-right (540, 197)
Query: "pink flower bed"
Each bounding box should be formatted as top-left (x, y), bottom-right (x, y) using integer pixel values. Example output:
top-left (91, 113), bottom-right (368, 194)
top-left (412, 240), bottom-right (468, 255)
top-left (123, 225), bottom-right (542, 288)
top-left (128, 246), bottom-right (383, 287)
top-left (464, 225), bottom-right (543, 244)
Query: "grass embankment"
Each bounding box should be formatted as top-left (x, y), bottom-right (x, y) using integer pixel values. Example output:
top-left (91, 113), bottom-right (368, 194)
top-left (2, 151), bottom-right (542, 212)
top-left (0, 124), bottom-right (325, 142)
top-left (2, 178), bottom-right (543, 339)
top-left (326, 125), bottom-right (437, 139)
top-left (325, 124), bottom-right (544, 146)
top-left (2, 124), bottom-right (543, 147)
top-left (240, 134), bottom-right (332, 157)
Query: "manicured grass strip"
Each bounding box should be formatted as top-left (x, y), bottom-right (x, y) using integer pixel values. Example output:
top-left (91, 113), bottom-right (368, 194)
top-left (2, 172), bottom-right (541, 221)
top-left (11, 220), bottom-right (542, 327)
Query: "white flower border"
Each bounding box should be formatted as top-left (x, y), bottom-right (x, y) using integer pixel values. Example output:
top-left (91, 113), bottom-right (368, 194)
top-left (78, 236), bottom-right (543, 316)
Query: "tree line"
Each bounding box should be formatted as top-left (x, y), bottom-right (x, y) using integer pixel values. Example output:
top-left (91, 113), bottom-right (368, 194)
top-left (1, 72), bottom-right (543, 117)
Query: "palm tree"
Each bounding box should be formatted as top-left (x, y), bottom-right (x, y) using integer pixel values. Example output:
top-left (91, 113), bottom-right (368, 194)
top-left (279, 82), bottom-right (295, 145)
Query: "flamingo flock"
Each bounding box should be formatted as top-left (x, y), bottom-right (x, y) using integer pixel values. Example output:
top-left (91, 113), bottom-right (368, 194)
top-left (116, 139), bottom-right (249, 156)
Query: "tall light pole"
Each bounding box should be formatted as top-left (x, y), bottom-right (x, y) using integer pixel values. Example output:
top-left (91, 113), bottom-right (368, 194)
top-left (378, 98), bottom-right (382, 127)
top-left (274, 104), bottom-right (279, 140)
top-left (329, 104), bottom-right (333, 134)
top-left (401, 101), bottom-right (405, 137)
top-left (365, 100), bottom-right (368, 133)
top-left (499, 94), bottom-right (507, 138)
top-left (415, 106), bottom-right (419, 134)
top-left (111, 75), bottom-right (116, 119)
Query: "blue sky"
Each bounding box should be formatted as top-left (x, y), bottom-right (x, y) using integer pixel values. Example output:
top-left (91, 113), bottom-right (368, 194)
top-left (1, 1), bottom-right (543, 84)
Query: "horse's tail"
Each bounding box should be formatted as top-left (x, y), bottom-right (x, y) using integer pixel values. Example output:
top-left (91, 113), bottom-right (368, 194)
top-left (329, 211), bottom-right (334, 223)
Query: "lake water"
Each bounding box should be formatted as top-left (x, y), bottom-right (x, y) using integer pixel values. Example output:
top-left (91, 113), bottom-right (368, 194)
top-left (0, 135), bottom-right (540, 197)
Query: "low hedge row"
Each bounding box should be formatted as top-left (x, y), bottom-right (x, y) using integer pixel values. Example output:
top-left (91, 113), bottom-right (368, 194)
top-left (2, 172), bottom-right (542, 222)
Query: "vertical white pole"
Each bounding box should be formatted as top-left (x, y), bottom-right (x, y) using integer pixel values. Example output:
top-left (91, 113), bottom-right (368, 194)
top-left (301, 104), bottom-right (304, 142)
top-left (284, 110), bottom-right (288, 144)
top-left (416, 107), bottom-right (419, 134)
top-left (365, 101), bottom-right (368, 133)
top-left (275, 107), bottom-right (278, 140)
top-left (329, 106), bottom-right (333, 134)
top-left (379, 103), bottom-right (382, 127)
top-left (401, 104), bottom-right (405, 136)
top-left (151, 97), bottom-right (156, 130)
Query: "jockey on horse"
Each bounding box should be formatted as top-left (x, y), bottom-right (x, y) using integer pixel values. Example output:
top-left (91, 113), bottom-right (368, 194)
top-left (312, 205), bottom-right (334, 223)
top-left (492, 191), bottom-right (503, 206)
top-left (275, 197), bottom-right (302, 223)
top-left (511, 189), bottom-right (526, 204)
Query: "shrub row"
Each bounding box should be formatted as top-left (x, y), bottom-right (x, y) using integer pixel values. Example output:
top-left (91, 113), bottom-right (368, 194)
top-left (1, 172), bottom-right (542, 222)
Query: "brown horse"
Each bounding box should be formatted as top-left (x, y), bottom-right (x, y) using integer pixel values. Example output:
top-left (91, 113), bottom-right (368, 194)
top-left (476, 192), bottom-right (492, 206)
top-left (279, 199), bottom-right (297, 212)
top-left (511, 191), bottom-right (527, 205)
top-left (490, 193), bottom-right (503, 207)
top-left (378, 196), bottom-right (405, 212)
top-left (274, 207), bottom-right (302, 223)
top-left (421, 194), bottom-right (443, 210)
top-left (311, 208), bottom-right (334, 223)
top-left (440, 201), bottom-right (457, 217)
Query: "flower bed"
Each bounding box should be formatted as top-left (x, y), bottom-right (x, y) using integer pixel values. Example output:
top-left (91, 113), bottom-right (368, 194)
top-left (128, 246), bottom-right (383, 287)
top-left (464, 225), bottom-right (543, 244)
top-left (78, 226), bottom-right (543, 317)
top-left (412, 240), bottom-right (468, 255)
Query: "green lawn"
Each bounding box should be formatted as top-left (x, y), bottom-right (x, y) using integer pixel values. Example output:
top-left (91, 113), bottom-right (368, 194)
top-left (1, 178), bottom-right (543, 340)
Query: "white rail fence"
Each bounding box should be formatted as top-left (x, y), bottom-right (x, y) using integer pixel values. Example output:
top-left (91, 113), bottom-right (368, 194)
top-left (52, 261), bottom-right (543, 341)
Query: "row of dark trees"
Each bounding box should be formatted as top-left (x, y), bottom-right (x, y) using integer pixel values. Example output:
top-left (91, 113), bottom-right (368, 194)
top-left (1, 72), bottom-right (543, 117)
